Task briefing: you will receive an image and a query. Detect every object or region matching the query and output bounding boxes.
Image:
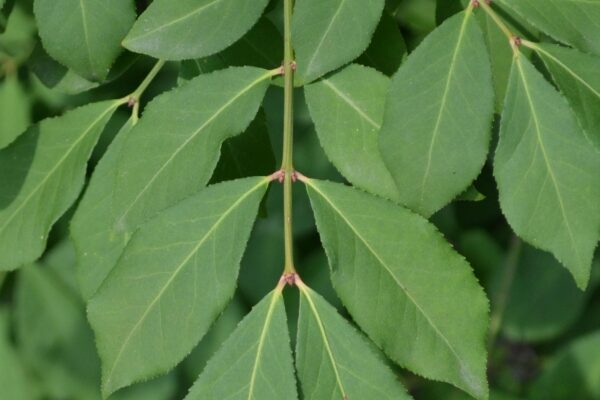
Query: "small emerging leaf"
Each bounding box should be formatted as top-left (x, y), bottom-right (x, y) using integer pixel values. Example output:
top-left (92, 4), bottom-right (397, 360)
top-left (494, 54), bottom-right (600, 289)
top-left (88, 177), bottom-right (269, 397)
top-left (379, 10), bottom-right (494, 217)
top-left (292, 0), bottom-right (385, 84)
top-left (34, 0), bottom-right (136, 81)
top-left (0, 100), bottom-right (120, 271)
top-left (123, 0), bottom-right (269, 60)
top-left (186, 290), bottom-right (297, 400)
top-left (304, 178), bottom-right (489, 399)
top-left (296, 285), bottom-right (411, 400)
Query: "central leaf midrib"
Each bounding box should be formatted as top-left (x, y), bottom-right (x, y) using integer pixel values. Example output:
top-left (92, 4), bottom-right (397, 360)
top-left (321, 79), bottom-right (380, 129)
top-left (301, 289), bottom-right (347, 397)
top-left (304, 0), bottom-right (348, 77)
top-left (246, 291), bottom-right (281, 399)
top-left (307, 181), bottom-right (472, 378)
top-left (115, 72), bottom-right (270, 226)
top-left (515, 57), bottom-right (582, 268)
top-left (104, 178), bottom-right (268, 387)
top-left (128, 0), bottom-right (223, 42)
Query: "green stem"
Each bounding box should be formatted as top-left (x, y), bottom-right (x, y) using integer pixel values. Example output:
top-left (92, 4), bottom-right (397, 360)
top-left (130, 59), bottom-right (166, 103)
top-left (477, 1), bottom-right (516, 45)
top-left (282, 0), bottom-right (296, 274)
top-left (488, 236), bottom-right (522, 351)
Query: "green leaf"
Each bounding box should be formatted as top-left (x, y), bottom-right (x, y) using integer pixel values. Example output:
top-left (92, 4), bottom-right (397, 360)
top-left (0, 73), bottom-right (29, 149)
top-left (0, 100), bottom-right (120, 271)
top-left (296, 285), bottom-right (411, 400)
top-left (500, 245), bottom-right (592, 342)
top-left (210, 109), bottom-right (276, 184)
top-left (379, 10), bottom-right (494, 217)
top-left (88, 177), bottom-right (269, 397)
top-left (305, 64), bottom-right (399, 201)
top-left (357, 11), bottom-right (407, 76)
top-left (494, 54), bottom-right (600, 289)
top-left (123, 0), bottom-right (270, 60)
top-left (72, 67), bottom-right (270, 300)
top-left (292, 0), bottom-right (385, 84)
top-left (303, 178), bottom-right (489, 399)
top-left (530, 331), bottom-right (600, 399)
top-left (186, 290), bottom-right (297, 400)
top-left (71, 118), bottom-right (135, 301)
top-left (34, 0), bottom-right (136, 81)
top-left (179, 17), bottom-right (284, 83)
top-left (498, 0), bottom-right (600, 56)
top-left (532, 42), bottom-right (600, 150)
top-left (0, 309), bottom-right (35, 400)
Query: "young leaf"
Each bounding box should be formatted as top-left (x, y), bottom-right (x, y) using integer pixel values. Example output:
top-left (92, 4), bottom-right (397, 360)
top-left (305, 64), bottom-right (400, 201)
top-left (71, 118), bottom-right (135, 300)
top-left (303, 178), bottom-right (489, 399)
top-left (292, 0), bottom-right (385, 84)
top-left (498, 0), bottom-right (600, 56)
top-left (88, 177), bottom-right (269, 397)
top-left (494, 54), bottom-right (600, 289)
top-left (530, 331), bottom-right (600, 399)
top-left (296, 285), bottom-right (411, 400)
top-left (0, 100), bottom-right (120, 271)
top-left (186, 290), bottom-right (297, 400)
top-left (379, 10), bottom-right (494, 217)
top-left (532, 42), bottom-right (600, 150)
top-left (0, 73), bottom-right (29, 149)
top-left (122, 0), bottom-right (269, 60)
top-left (72, 67), bottom-right (271, 300)
top-left (33, 0), bottom-right (136, 81)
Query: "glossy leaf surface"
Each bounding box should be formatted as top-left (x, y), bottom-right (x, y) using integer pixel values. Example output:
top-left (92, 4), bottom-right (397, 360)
top-left (123, 0), bottom-right (269, 60)
top-left (0, 100), bottom-right (119, 271)
top-left (72, 67), bottom-right (270, 299)
top-left (292, 0), bottom-right (384, 84)
top-left (533, 42), bottom-right (600, 150)
top-left (494, 55), bottom-right (600, 289)
top-left (304, 178), bottom-right (489, 399)
top-left (379, 10), bottom-right (494, 217)
top-left (186, 290), bottom-right (297, 400)
top-left (499, 0), bottom-right (600, 56)
top-left (88, 177), bottom-right (269, 396)
top-left (34, 0), bottom-right (136, 80)
top-left (305, 64), bottom-right (399, 201)
top-left (296, 285), bottom-right (411, 400)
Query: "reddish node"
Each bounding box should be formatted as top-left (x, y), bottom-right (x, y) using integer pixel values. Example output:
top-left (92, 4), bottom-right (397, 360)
top-left (471, 0), bottom-right (480, 7)
top-left (127, 97), bottom-right (137, 108)
top-left (291, 171), bottom-right (298, 182)
top-left (281, 272), bottom-right (298, 286)
top-left (512, 36), bottom-right (523, 47)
